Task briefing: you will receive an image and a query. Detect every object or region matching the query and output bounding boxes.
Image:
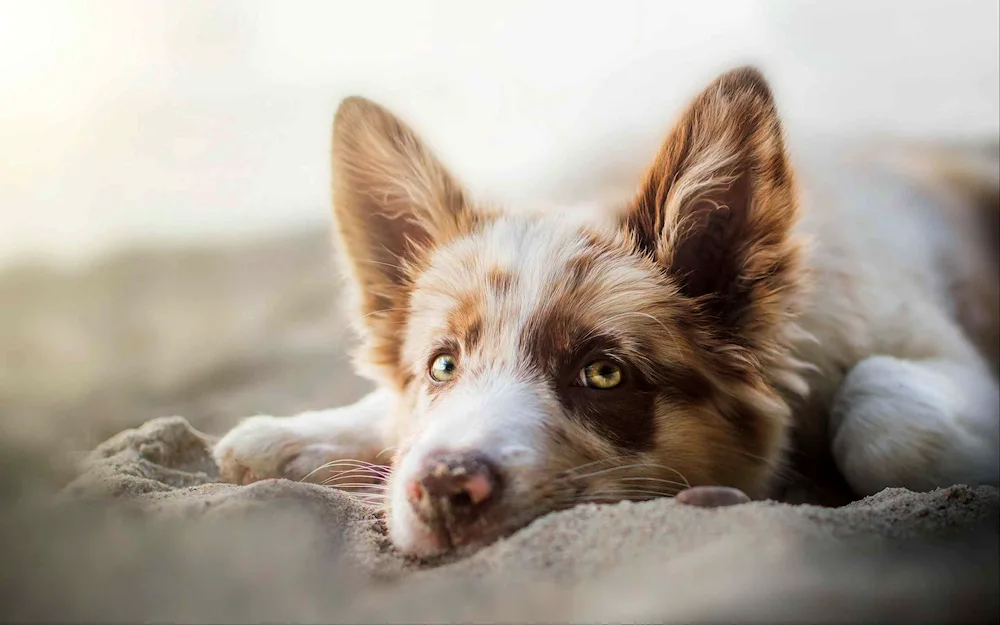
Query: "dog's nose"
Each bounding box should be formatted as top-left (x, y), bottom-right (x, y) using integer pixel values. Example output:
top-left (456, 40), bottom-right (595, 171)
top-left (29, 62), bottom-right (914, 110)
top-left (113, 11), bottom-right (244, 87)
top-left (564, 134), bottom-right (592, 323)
top-left (406, 451), bottom-right (499, 524)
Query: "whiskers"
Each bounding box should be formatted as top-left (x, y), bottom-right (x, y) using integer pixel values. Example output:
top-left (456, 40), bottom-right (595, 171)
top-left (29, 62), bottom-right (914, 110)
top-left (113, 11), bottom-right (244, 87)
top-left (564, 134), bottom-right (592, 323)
top-left (696, 439), bottom-right (816, 492)
top-left (300, 458), bottom-right (393, 507)
top-left (374, 445), bottom-right (398, 462)
top-left (544, 456), bottom-right (692, 509)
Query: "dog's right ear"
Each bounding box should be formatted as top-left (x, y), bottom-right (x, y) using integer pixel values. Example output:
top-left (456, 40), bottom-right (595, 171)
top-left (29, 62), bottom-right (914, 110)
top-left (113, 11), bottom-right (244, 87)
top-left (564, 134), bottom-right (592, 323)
top-left (332, 97), bottom-right (486, 387)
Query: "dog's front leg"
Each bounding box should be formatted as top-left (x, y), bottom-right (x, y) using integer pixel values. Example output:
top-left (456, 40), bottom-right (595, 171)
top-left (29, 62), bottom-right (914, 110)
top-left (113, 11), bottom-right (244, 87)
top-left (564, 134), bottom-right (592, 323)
top-left (213, 388), bottom-right (395, 487)
top-left (830, 355), bottom-right (1000, 495)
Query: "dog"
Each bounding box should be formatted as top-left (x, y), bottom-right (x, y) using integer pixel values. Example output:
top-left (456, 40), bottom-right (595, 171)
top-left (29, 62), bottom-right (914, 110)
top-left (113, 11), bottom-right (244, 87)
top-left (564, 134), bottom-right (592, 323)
top-left (213, 67), bottom-right (1000, 558)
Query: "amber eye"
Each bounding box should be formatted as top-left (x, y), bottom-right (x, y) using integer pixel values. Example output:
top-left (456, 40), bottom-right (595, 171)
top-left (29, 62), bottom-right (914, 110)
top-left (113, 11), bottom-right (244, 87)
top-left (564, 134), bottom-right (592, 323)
top-left (579, 360), bottom-right (623, 389)
top-left (429, 354), bottom-right (458, 382)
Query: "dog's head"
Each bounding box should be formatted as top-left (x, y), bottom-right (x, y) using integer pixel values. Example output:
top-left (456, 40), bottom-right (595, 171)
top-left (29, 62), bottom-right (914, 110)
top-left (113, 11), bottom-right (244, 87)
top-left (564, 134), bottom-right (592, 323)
top-left (332, 67), bottom-right (809, 557)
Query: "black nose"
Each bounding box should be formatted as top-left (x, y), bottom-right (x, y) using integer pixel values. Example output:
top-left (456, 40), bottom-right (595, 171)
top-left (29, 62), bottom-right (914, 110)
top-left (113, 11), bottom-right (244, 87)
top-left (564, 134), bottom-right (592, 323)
top-left (406, 451), bottom-right (500, 526)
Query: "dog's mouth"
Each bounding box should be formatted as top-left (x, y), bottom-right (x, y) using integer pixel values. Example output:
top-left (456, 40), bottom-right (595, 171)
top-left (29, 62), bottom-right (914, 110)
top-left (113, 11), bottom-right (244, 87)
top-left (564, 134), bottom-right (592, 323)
top-left (406, 499), bottom-right (572, 559)
top-left (399, 483), bottom-right (751, 559)
top-left (393, 472), bottom-right (679, 557)
top-left (401, 486), bottom-right (565, 556)
top-left (343, 453), bottom-right (693, 558)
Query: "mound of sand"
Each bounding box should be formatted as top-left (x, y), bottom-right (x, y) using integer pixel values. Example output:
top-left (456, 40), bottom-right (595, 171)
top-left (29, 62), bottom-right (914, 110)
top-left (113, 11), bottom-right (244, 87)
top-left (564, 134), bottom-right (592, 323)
top-left (0, 415), bottom-right (989, 623)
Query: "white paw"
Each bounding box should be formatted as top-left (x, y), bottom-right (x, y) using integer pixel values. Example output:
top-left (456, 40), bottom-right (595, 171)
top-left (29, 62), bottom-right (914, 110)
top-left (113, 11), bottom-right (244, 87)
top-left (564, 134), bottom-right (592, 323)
top-left (830, 356), bottom-right (998, 495)
top-left (213, 415), bottom-right (374, 486)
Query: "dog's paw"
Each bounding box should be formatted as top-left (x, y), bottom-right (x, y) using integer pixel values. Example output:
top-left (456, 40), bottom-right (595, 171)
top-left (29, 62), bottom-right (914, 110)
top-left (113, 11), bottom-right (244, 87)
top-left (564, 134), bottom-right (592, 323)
top-left (213, 415), bottom-right (361, 485)
top-left (213, 416), bottom-right (296, 484)
top-left (830, 356), bottom-right (999, 495)
top-left (213, 413), bottom-right (390, 488)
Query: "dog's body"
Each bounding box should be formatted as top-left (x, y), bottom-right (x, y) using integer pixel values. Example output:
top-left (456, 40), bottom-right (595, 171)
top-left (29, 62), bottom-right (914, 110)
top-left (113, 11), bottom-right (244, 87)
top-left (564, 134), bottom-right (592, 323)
top-left (778, 145), bottom-right (999, 498)
top-left (214, 68), bottom-right (1000, 557)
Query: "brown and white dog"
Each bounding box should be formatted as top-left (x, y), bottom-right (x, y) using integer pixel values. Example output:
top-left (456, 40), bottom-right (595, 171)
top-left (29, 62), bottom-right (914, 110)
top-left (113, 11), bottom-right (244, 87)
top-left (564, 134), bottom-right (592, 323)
top-left (213, 67), bottom-right (1000, 558)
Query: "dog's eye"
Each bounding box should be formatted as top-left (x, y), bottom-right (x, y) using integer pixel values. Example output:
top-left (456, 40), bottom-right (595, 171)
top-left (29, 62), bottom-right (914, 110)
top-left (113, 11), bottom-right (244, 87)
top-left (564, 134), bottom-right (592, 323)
top-left (429, 354), bottom-right (458, 382)
top-left (579, 360), bottom-right (623, 389)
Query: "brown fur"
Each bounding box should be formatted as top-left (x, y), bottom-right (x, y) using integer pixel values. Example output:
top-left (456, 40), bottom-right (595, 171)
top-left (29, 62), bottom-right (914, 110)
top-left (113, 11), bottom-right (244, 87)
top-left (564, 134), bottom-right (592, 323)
top-left (615, 67), bottom-right (811, 495)
top-left (329, 68), bottom-right (814, 551)
top-left (215, 66), bottom-right (999, 556)
top-left (331, 98), bottom-right (496, 390)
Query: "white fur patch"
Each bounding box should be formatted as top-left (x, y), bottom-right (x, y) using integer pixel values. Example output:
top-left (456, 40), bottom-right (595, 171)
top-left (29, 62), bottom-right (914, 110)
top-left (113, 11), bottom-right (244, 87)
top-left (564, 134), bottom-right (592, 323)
top-left (388, 373), bottom-right (550, 556)
top-left (830, 356), bottom-right (1000, 495)
top-left (213, 389), bottom-right (392, 482)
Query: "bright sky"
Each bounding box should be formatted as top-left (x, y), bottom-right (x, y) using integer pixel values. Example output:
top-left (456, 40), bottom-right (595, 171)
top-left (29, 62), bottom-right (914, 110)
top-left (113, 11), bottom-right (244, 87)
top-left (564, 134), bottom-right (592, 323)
top-left (1, 0), bottom-right (997, 267)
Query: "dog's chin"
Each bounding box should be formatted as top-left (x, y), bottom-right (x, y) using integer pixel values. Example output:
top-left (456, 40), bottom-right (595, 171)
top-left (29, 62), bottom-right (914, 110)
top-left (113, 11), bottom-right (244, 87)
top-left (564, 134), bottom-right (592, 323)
top-left (387, 498), bottom-right (449, 558)
top-left (388, 497), bottom-right (561, 560)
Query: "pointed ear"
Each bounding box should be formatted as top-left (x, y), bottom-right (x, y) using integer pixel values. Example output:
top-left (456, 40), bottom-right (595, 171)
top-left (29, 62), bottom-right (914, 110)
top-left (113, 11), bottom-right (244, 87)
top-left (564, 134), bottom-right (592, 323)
top-left (625, 67), bottom-right (803, 334)
top-left (331, 97), bottom-right (486, 385)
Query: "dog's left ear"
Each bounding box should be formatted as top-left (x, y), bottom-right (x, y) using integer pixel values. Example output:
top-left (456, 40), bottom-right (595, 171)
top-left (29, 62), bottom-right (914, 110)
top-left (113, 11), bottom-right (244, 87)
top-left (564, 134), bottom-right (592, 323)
top-left (332, 97), bottom-right (488, 387)
top-left (625, 66), bottom-right (802, 335)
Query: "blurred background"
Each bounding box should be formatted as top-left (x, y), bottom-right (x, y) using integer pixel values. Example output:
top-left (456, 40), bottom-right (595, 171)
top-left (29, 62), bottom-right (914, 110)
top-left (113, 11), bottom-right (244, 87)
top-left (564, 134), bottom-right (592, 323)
top-left (1, 0), bottom-right (998, 479)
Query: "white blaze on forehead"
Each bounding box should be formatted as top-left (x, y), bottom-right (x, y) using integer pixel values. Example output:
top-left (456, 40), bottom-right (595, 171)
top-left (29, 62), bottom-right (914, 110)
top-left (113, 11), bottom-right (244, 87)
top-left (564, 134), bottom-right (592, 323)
top-left (479, 218), bottom-right (588, 349)
top-left (406, 215), bottom-right (610, 360)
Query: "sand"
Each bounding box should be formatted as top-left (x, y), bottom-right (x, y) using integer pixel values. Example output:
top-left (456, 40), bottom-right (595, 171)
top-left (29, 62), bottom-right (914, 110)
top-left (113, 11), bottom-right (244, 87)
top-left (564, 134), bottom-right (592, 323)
top-left (2, 229), bottom-right (997, 623)
top-left (0, 414), bottom-right (988, 623)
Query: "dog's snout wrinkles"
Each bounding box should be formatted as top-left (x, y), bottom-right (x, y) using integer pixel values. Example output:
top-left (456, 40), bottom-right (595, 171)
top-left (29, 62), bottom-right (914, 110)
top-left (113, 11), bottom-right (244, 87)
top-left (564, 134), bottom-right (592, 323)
top-left (407, 451), bottom-right (499, 531)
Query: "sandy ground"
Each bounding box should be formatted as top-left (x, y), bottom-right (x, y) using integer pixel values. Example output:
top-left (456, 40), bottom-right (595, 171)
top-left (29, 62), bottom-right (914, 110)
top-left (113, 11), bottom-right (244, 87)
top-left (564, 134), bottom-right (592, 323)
top-left (1, 228), bottom-right (998, 623)
top-left (0, 228), bottom-right (371, 477)
top-left (0, 414), bottom-right (994, 623)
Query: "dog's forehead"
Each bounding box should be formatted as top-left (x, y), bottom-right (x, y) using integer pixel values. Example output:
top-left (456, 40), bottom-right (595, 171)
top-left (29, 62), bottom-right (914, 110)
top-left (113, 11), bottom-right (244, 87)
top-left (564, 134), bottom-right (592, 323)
top-left (412, 215), bottom-right (628, 313)
top-left (404, 214), bottom-right (676, 370)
